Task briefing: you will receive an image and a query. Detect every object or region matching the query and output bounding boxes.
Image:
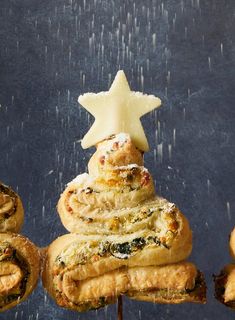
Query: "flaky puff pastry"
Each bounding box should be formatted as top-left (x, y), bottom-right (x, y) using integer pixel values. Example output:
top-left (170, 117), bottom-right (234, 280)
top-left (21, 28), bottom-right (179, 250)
top-left (54, 133), bottom-right (205, 310)
top-left (0, 182), bottom-right (24, 233)
top-left (88, 133), bottom-right (144, 177)
top-left (0, 233), bottom-right (40, 311)
top-left (58, 195), bottom-right (192, 262)
top-left (42, 234), bottom-right (205, 311)
top-left (58, 133), bottom-right (181, 235)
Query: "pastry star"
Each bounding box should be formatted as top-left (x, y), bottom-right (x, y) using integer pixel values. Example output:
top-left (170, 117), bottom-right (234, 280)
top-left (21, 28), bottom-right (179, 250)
top-left (78, 70), bottom-right (161, 151)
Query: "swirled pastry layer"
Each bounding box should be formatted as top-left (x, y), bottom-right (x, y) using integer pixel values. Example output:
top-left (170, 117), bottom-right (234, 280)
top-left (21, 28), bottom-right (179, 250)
top-left (0, 233), bottom-right (40, 311)
top-left (58, 194), bottom-right (192, 259)
top-left (88, 133), bottom-right (144, 177)
top-left (0, 183), bottom-right (24, 233)
top-left (58, 134), bottom-right (158, 233)
top-left (42, 234), bottom-right (205, 311)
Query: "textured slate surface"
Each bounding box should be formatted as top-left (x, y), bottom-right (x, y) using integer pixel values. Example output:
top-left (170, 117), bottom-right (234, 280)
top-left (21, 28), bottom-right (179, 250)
top-left (0, 0), bottom-right (235, 319)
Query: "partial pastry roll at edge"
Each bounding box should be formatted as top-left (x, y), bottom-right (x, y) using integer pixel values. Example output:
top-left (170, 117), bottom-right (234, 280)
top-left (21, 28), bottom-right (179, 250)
top-left (42, 234), bottom-right (205, 311)
top-left (229, 227), bottom-right (235, 260)
top-left (214, 227), bottom-right (235, 309)
top-left (0, 233), bottom-right (40, 312)
top-left (0, 182), bottom-right (24, 233)
top-left (214, 264), bottom-right (235, 309)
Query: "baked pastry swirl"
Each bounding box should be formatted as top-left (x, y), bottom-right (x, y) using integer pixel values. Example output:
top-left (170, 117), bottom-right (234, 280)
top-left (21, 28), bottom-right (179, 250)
top-left (0, 233), bottom-right (40, 312)
top-left (58, 194), bottom-right (192, 261)
top-left (214, 264), bottom-right (235, 309)
top-left (42, 133), bottom-right (206, 310)
top-left (42, 234), bottom-right (205, 311)
top-left (0, 182), bottom-right (24, 233)
top-left (58, 134), bottom-right (190, 243)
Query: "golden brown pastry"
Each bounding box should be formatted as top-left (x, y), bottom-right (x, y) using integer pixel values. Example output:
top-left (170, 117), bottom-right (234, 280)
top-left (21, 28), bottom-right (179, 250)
top-left (53, 133), bottom-right (206, 310)
top-left (214, 228), bottom-right (235, 309)
top-left (229, 227), bottom-right (235, 260)
top-left (214, 264), bottom-right (235, 308)
top-left (57, 134), bottom-right (191, 243)
top-left (0, 182), bottom-right (24, 233)
top-left (49, 72), bottom-right (207, 311)
top-left (128, 266), bottom-right (206, 304)
top-left (42, 234), bottom-right (205, 311)
top-left (58, 196), bottom-right (192, 261)
top-left (88, 133), bottom-right (144, 176)
top-left (0, 233), bottom-right (40, 311)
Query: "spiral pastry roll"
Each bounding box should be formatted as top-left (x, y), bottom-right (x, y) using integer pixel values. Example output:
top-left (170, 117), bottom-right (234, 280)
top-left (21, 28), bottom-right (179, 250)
top-left (0, 233), bottom-right (40, 311)
top-left (58, 194), bottom-right (192, 260)
top-left (0, 182), bottom-right (24, 233)
top-left (54, 133), bottom-right (206, 309)
top-left (42, 234), bottom-right (205, 311)
top-left (58, 134), bottom-right (159, 234)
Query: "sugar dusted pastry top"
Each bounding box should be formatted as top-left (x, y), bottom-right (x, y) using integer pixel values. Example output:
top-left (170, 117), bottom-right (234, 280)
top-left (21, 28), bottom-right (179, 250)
top-left (57, 133), bottom-right (192, 270)
top-left (88, 133), bottom-right (144, 177)
top-left (58, 133), bottom-right (158, 233)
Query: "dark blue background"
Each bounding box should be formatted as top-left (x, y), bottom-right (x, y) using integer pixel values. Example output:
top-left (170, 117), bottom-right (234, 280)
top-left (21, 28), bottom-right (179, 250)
top-left (0, 0), bottom-right (235, 319)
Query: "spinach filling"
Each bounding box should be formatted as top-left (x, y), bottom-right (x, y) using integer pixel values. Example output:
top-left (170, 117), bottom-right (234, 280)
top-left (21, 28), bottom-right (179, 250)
top-left (110, 242), bottom-right (132, 259)
top-left (0, 242), bottom-right (29, 308)
top-left (102, 236), bottom-right (163, 260)
top-left (56, 235), bottom-right (169, 267)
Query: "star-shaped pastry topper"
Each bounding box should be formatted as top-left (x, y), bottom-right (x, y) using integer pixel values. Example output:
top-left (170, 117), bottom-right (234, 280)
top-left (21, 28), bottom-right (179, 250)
top-left (78, 70), bottom-right (162, 151)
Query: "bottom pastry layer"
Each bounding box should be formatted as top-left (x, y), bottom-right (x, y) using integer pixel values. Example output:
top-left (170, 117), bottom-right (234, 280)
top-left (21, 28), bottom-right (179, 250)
top-left (43, 261), bottom-right (206, 311)
top-left (129, 270), bottom-right (206, 304)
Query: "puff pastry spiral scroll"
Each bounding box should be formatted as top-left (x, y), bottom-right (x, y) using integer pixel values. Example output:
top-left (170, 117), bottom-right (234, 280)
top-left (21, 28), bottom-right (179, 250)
top-left (43, 133), bottom-right (206, 311)
top-left (0, 233), bottom-right (40, 312)
top-left (42, 233), bottom-right (205, 311)
top-left (0, 182), bottom-right (24, 233)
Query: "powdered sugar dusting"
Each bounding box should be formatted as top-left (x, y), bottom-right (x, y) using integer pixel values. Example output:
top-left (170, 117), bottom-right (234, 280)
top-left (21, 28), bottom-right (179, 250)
top-left (98, 133), bottom-right (129, 153)
top-left (67, 173), bottom-right (93, 186)
top-left (113, 164), bottom-right (148, 172)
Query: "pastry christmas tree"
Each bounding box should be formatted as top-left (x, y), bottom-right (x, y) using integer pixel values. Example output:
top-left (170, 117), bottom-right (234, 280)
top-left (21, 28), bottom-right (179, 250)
top-left (42, 71), bottom-right (206, 311)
